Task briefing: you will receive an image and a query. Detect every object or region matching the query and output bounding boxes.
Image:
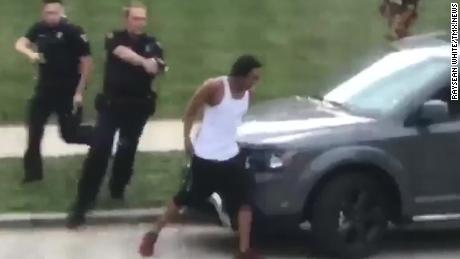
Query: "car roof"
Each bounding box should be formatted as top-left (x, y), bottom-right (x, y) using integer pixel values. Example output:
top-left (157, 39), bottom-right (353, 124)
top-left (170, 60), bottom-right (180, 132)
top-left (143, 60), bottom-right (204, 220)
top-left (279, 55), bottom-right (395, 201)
top-left (390, 31), bottom-right (450, 59)
top-left (395, 45), bottom-right (450, 59)
top-left (324, 37), bottom-right (450, 106)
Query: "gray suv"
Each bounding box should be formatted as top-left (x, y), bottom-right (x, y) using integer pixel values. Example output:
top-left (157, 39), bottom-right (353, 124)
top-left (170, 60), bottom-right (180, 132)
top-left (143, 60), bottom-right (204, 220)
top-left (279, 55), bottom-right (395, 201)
top-left (219, 39), bottom-right (458, 258)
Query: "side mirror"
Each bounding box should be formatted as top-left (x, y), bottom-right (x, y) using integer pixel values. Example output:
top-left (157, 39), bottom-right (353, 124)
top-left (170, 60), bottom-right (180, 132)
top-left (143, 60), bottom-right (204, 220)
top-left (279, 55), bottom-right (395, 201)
top-left (417, 100), bottom-right (449, 126)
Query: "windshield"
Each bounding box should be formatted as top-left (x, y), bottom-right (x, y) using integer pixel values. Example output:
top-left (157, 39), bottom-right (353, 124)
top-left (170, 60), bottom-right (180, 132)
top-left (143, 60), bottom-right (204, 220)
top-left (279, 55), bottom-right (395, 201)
top-left (324, 50), bottom-right (449, 117)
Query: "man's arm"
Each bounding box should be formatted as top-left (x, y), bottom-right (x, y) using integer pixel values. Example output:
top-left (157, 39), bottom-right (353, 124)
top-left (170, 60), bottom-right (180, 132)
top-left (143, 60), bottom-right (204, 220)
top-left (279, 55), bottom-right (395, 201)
top-left (249, 89), bottom-right (256, 106)
top-left (113, 46), bottom-right (159, 75)
top-left (71, 26), bottom-right (93, 108)
top-left (15, 37), bottom-right (35, 58)
top-left (104, 32), bottom-right (159, 75)
top-left (15, 23), bottom-right (43, 63)
top-left (182, 80), bottom-right (217, 155)
top-left (113, 46), bottom-right (146, 66)
top-left (15, 37), bottom-right (42, 63)
top-left (150, 39), bottom-right (167, 74)
top-left (74, 56), bottom-right (93, 104)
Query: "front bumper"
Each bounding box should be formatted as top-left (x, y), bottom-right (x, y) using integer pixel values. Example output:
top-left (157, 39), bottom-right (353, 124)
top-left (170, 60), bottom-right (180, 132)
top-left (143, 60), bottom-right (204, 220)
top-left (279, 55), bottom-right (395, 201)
top-left (241, 146), bottom-right (319, 228)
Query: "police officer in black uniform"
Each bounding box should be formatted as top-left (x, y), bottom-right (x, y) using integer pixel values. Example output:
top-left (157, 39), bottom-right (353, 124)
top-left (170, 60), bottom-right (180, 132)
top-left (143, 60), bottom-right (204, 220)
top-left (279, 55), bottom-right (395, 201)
top-left (15, 0), bottom-right (93, 183)
top-left (67, 2), bottom-right (166, 228)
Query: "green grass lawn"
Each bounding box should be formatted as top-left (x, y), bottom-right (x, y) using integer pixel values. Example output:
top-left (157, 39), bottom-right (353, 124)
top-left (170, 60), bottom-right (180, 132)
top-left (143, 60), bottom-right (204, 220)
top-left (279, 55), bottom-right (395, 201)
top-left (0, 0), bottom-right (451, 123)
top-left (0, 152), bottom-right (186, 213)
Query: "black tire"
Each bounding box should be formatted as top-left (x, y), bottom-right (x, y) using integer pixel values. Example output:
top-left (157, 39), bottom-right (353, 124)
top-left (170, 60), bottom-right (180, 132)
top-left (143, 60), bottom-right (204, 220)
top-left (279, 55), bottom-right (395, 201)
top-left (311, 172), bottom-right (390, 259)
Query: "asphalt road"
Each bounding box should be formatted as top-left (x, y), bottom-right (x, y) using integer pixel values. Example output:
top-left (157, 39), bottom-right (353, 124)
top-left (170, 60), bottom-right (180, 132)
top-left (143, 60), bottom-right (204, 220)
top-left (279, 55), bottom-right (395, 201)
top-left (2, 223), bottom-right (460, 259)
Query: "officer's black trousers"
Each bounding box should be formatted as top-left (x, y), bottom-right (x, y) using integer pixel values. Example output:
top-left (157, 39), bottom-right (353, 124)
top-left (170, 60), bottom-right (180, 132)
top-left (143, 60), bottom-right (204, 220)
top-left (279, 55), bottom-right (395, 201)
top-left (24, 95), bottom-right (93, 180)
top-left (74, 109), bottom-right (149, 211)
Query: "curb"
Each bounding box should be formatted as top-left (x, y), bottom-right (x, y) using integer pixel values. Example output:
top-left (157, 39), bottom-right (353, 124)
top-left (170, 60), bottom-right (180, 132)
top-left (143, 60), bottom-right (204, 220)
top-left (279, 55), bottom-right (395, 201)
top-left (0, 208), bottom-right (163, 229)
top-left (0, 207), bottom-right (222, 229)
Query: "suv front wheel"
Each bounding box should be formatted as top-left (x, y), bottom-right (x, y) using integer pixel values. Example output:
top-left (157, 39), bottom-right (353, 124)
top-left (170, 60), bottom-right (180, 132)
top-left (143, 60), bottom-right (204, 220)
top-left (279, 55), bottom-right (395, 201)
top-left (311, 172), bottom-right (390, 258)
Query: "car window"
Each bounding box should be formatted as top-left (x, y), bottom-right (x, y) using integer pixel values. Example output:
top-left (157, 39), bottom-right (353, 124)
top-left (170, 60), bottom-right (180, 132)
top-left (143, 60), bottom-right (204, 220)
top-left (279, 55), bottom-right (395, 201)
top-left (324, 55), bottom-right (449, 117)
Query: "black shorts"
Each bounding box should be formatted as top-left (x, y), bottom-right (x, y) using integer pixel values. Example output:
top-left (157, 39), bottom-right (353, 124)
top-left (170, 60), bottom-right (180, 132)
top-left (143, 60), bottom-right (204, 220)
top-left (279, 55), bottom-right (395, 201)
top-left (174, 153), bottom-right (255, 215)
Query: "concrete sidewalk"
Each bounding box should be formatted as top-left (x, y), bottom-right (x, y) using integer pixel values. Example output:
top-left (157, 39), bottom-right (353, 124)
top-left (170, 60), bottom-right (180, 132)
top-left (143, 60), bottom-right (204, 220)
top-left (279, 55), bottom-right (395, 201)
top-left (0, 207), bottom-right (223, 229)
top-left (0, 208), bottom-right (163, 229)
top-left (0, 120), bottom-right (206, 228)
top-left (0, 120), bottom-right (184, 158)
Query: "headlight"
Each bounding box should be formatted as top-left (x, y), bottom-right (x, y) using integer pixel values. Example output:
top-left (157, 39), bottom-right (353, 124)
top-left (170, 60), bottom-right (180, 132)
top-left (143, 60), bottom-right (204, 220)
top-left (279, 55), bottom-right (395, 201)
top-left (245, 149), bottom-right (296, 171)
top-left (268, 153), bottom-right (284, 169)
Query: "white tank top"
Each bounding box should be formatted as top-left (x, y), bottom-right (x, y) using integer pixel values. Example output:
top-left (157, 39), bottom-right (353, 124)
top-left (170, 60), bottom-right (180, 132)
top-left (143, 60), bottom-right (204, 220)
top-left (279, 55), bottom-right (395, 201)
top-left (193, 76), bottom-right (250, 161)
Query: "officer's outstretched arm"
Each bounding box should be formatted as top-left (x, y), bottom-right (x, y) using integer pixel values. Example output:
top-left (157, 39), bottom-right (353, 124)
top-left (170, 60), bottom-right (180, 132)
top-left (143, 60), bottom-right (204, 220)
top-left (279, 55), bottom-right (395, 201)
top-left (113, 46), bottom-right (159, 75)
top-left (15, 37), bottom-right (41, 63)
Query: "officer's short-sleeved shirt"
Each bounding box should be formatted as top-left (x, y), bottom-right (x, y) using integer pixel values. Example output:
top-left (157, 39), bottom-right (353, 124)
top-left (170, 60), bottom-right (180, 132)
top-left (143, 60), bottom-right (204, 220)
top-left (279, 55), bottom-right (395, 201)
top-left (103, 30), bottom-right (164, 99)
top-left (25, 20), bottom-right (91, 87)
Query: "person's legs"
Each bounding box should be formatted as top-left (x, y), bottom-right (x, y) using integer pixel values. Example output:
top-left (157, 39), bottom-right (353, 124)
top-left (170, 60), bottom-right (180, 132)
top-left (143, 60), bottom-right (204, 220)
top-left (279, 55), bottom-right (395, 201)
top-left (159, 156), bottom-right (216, 230)
top-left (238, 205), bottom-right (254, 253)
top-left (218, 154), bottom-right (258, 257)
top-left (67, 111), bottom-right (117, 228)
top-left (383, 2), bottom-right (404, 40)
top-left (23, 96), bottom-right (52, 183)
top-left (139, 155), bottom-right (217, 257)
top-left (109, 113), bottom-right (149, 199)
top-left (396, 10), bottom-right (417, 37)
top-left (138, 200), bottom-right (182, 257)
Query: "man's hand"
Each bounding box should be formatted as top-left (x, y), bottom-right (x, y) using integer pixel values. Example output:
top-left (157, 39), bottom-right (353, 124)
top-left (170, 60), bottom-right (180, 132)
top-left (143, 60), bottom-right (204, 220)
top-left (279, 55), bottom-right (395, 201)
top-left (142, 58), bottom-right (159, 75)
top-left (73, 91), bottom-right (84, 113)
top-left (15, 37), bottom-right (45, 64)
top-left (155, 58), bottom-right (169, 73)
top-left (184, 137), bottom-right (194, 157)
top-left (28, 52), bottom-right (45, 64)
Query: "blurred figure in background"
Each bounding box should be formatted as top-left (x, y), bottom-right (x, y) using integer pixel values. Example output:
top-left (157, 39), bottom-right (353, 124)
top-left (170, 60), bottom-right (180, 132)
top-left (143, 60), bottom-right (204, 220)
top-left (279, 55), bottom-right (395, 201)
top-left (380, 0), bottom-right (420, 40)
top-left (15, 0), bottom-right (93, 183)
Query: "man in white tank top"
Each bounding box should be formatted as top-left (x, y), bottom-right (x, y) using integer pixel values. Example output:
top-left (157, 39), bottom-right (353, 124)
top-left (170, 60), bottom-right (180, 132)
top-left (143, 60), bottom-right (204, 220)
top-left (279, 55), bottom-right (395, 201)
top-left (139, 55), bottom-right (263, 259)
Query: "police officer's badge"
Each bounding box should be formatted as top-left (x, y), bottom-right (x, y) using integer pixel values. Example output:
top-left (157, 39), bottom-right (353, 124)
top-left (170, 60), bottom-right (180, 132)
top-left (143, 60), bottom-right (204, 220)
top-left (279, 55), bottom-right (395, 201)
top-left (145, 44), bottom-right (153, 53)
top-left (245, 157), bottom-right (250, 169)
top-left (80, 34), bottom-right (88, 42)
top-left (56, 31), bottom-right (63, 39)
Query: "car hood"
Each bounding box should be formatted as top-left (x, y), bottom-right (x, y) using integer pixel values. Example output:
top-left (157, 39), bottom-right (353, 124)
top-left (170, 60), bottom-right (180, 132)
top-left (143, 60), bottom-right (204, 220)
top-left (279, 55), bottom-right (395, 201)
top-left (237, 96), bottom-right (375, 146)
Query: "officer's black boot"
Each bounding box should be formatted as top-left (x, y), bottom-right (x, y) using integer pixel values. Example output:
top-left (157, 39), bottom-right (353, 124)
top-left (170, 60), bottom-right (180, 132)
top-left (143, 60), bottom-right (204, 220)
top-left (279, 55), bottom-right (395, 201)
top-left (109, 172), bottom-right (127, 200)
top-left (23, 149), bottom-right (43, 184)
top-left (109, 187), bottom-right (126, 201)
top-left (66, 209), bottom-right (86, 229)
top-left (68, 151), bottom-right (109, 229)
top-left (108, 176), bottom-right (123, 201)
top-left (66, 200), bottom-right (96, 229)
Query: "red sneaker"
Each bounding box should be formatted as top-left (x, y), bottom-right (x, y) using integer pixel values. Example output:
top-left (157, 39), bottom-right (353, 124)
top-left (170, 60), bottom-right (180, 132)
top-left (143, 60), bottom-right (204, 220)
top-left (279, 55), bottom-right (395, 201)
top-left (139, 231), bottom-right (158, 257)
top-left (236, 249), bottom-right (264, 259)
